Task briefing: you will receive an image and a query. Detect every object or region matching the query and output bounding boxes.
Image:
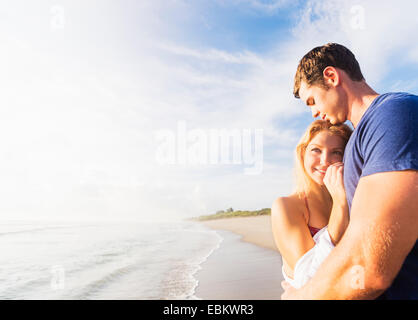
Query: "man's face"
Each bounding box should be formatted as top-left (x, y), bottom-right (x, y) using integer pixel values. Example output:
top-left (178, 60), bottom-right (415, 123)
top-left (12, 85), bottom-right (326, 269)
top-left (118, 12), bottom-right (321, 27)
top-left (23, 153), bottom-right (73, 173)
top-left (298, 80), bottom-right (347, 125)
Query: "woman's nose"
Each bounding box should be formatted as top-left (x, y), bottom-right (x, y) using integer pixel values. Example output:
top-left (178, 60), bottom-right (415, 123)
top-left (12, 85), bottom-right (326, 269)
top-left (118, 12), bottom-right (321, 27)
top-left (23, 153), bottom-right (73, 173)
top-left (320, 152), bottom-right (331, 165)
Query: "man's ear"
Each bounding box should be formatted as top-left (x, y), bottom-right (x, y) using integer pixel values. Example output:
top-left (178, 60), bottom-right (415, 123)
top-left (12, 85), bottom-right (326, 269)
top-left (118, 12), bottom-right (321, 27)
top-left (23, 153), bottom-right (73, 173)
top-left (323, 66), bottom-right (340, 87)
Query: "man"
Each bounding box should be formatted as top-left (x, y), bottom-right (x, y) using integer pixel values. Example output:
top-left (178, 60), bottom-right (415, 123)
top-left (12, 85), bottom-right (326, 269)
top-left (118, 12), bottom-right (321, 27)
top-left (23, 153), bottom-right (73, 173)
top-left (282, 43), bottom-right (418, 299)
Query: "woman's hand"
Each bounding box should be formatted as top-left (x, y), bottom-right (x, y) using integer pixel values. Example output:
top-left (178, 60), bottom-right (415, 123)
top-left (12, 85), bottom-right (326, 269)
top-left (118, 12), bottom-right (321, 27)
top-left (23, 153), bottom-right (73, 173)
top-left (323, 162), bottom-right (346, 207)
top-left (323, 162), bottom-right (350, 245)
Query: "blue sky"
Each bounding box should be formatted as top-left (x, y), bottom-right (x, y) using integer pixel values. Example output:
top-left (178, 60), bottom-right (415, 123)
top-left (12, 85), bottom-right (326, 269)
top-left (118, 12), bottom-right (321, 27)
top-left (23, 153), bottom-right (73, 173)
top-left (156, 1), bottom-right (299, 52)
top-left (0, 0), bottom-right (417, 221)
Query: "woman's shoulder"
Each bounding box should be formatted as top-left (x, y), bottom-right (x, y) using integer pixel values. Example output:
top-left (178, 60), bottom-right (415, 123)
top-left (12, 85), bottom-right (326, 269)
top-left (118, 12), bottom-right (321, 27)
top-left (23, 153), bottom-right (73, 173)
top-left (271, 193), bottom-right (305, 222)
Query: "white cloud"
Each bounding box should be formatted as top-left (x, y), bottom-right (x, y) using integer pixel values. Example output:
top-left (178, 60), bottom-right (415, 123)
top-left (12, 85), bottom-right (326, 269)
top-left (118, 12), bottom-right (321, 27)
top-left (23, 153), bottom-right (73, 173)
top-left (158, 43), bottom-right (265, 66)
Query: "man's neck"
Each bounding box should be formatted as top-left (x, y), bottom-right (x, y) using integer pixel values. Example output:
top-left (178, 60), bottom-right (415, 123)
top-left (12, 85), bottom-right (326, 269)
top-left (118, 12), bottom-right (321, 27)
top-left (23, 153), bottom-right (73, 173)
top-left (347, 81), bottom-right (379, 128)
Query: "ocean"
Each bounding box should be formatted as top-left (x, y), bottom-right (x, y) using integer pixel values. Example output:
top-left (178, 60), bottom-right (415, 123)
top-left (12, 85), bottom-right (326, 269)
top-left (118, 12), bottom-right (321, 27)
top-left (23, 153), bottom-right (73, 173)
top-left (0, 219), bottom-right (222, 300)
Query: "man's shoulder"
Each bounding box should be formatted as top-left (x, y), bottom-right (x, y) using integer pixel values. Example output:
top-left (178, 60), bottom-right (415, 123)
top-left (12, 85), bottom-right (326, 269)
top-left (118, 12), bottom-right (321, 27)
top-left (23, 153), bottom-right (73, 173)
top-left (373, 92), bottom-right (418, 111)
top-left (379, 91), bottom-right (418, 101)
top-left (359, 92), bottom-right (418, 128)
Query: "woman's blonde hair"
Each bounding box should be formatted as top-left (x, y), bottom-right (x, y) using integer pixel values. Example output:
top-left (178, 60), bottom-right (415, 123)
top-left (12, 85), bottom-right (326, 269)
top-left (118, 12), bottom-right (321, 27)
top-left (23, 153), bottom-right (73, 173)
top-left (294, 120), bottom-right (352, 198)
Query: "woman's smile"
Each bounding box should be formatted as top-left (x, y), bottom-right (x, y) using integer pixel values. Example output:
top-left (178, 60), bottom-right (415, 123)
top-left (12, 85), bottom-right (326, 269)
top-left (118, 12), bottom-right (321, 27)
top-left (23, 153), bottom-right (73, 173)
top-left (303, 131), bottom-right (345, 185)
top-left (315, 168), bottom-right (327, 175)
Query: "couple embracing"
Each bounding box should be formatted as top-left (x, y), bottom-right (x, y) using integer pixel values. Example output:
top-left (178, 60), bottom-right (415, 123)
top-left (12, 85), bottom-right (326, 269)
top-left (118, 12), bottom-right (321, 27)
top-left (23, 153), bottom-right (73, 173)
top-left (272, 43), bottom-right (417, 300)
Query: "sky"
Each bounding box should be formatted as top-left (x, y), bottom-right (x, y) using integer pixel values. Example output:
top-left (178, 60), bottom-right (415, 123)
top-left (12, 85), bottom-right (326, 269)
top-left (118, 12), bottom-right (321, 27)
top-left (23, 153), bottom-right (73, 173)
top-left (0, 0), bottom-right (417, 222)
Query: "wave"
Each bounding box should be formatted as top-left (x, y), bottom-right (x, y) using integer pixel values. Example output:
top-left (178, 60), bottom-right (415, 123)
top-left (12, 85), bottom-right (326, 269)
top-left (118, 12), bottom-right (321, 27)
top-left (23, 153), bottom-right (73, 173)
top-left (73, 260), bottom-right (144, 300)
top-left (0, 225), bottom-right (85, 237)
top-left (188, 229), bottom-right (223, 300)
top-left (160, 227), bottom-right (224, 300)
top-left (0, 275), bottom-right (50, 299)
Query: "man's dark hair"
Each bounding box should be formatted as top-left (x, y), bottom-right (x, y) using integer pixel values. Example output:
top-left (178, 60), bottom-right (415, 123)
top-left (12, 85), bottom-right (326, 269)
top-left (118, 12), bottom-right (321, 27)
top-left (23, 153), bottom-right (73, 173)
top-left (293, 43), bottom-right (365, 98)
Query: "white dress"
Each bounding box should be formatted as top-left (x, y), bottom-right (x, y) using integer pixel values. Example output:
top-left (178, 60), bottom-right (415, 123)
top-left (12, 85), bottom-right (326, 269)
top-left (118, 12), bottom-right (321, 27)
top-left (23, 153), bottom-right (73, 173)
top-left (281, 226), bottom-right (335, 289)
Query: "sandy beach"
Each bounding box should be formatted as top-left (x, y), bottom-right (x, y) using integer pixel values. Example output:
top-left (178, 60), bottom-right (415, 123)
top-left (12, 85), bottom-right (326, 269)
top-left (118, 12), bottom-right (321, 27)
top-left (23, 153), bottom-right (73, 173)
top-left (194, 215), bottom-right (284, 300)
top-left (200, 215), bottom-right (278, 251)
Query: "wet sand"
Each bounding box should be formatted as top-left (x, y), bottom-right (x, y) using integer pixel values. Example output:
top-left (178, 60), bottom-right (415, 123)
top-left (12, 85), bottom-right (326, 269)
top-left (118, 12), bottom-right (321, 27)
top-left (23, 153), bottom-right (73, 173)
top-left (194, 216), bottom-right (284, 300)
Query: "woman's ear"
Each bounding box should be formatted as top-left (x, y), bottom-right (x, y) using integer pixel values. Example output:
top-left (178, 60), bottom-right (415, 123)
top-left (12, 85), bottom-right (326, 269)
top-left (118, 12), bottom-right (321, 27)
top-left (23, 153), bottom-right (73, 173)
top-left (323, 66), bottom-right (340, 87)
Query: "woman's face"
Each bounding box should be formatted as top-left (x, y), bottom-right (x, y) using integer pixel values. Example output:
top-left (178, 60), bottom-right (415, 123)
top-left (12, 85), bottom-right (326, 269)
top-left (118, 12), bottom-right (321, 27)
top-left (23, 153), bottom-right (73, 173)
top-left (303, 130), bottom-right (345, 185)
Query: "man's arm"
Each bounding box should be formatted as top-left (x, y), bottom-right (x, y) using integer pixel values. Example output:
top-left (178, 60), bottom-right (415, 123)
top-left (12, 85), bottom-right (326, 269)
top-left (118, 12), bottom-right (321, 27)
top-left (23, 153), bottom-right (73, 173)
top-left (282, 170), bottom-right (418, 299)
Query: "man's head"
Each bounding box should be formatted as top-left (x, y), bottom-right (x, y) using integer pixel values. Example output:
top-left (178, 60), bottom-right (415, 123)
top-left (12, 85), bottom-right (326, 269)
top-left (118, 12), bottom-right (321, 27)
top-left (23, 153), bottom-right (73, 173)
top-left (294, 43), bottom-right (365, 124)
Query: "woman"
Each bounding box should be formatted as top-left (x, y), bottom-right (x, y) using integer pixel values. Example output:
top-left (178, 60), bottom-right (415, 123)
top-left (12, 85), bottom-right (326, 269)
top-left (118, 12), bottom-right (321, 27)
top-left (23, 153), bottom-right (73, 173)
top-left (271, 120), bottom-right (352, 288)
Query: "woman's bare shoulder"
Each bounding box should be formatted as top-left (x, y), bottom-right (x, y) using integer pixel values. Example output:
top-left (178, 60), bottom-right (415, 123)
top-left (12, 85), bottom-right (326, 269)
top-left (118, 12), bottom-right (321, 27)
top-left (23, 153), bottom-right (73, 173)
top-left (271, 194), bottom-right (307, 230)
top-left (272, 193), bottom-right (304, 217)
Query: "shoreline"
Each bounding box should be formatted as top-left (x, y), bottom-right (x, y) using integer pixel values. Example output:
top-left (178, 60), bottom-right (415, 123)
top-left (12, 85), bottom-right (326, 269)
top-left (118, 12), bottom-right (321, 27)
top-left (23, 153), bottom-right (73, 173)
top-left (193, 215), bottom-right (284, 300)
